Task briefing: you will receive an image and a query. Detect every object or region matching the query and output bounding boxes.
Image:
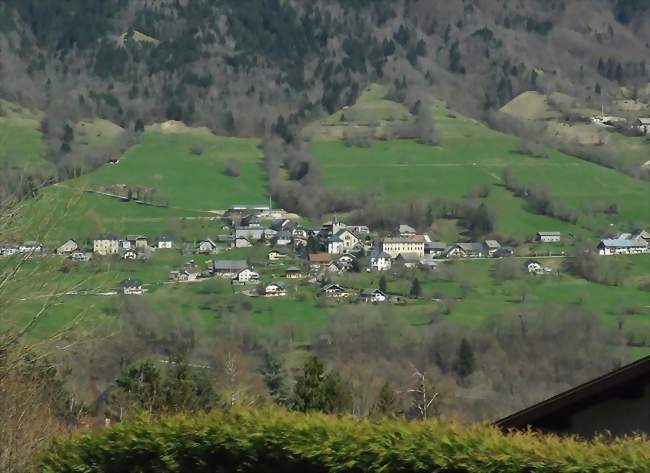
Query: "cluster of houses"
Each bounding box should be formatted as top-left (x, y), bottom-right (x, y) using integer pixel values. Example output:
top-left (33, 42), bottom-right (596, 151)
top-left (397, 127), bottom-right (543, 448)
top-left (591, 114), bottom-right (650, 135)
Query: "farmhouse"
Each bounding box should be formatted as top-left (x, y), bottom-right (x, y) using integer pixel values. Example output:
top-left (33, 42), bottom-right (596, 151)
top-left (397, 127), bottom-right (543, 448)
top-left (382, 235), bottom-right (426, 259)
top-left (211, 260), bottom-right (248, 278)
top-left (274, 231), bottom-right (293, 246)
top-left (235, 236), bottom-right (253, 248)
top-left (360, 288), bottom-right (387, 303)
top-left (445, 242), bottom-right (484, 258)
top-left (122, 278), bottom-right (144, 295)
top-left (122, 249), bottom-right (138, 260)
top-left (334, 228), bottom-right (361, 250)
top-left (198, 239), bottom-right (218, 254)
top-left (325, 260), bottom-right (345, 273)
top-left (71, 251), bottom-right (91, 262)
top-left (169, 270), bottom-right (200, 282)
top-left (264, 281), bottom-right (287, 297)
top-left (368, 249), bottom-right (392, 272)
top-left (597, 237), bottom-right (648, 255)
top-left (424, 241), bottom-right (447, 257)
top-left (336, 254), bottom-right (357, 271)
top-left (496, 356), bottom-right (650, 438)
top-left (235, 228), bottom-right (264, 242)
top-left (240, 214), bottom-right (261, 228)
top-left (484, 240), bottom-right (501, 256)
top-left (524, 260), bottom-right (543, 274)
top-left (327, 235), bottom-right (345, 255)
top-left (157, 235), bottom-right (174, 249)
top-left (632, 229), bottom-right (650, 244)
top-left (321, 283), bottom-right (351, 298)
top-left (19, 241), bottom-right (44, 254)
top-left (56, 239), bottom-right (79, 255)
top-left (309, 253), bottom-right (332, 269)
top-left (536, 232), bottom-right (561, 243)
top-left (0, 245), bottom-right (18, 256)
top-left (123, 235), bottom-right (148, 250)
top-left (285, 266), bottom-right (303, 279)
top-left (94, 234), bottom-right (120, 256)
top-left (233, 268), bottom-right (260, 283)
top-left (635, 118), bottom-right (650, 135)
top-left (394, 252), bottom-right (421, 269)
top-left (268, 247), bottom-right (290, 261)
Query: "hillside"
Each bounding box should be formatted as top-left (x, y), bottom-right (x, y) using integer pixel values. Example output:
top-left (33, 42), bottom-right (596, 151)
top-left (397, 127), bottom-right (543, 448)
top-left (1, 0), bottom-right (649, 139)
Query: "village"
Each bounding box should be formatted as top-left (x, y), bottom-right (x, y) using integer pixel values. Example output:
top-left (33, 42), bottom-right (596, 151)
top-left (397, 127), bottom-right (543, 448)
top-left (1, 204), bottom-right (649, 301)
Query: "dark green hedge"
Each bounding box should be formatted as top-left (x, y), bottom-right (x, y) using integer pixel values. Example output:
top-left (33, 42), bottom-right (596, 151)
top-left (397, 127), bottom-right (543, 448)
top-left (43, 409), bottom-right (650, 472)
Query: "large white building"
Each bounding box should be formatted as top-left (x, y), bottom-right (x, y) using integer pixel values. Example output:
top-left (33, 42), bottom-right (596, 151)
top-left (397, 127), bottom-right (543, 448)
top-left (94, 235), bottom-right (120, 255)
top-left (381, 235), bottom-right (426, 259)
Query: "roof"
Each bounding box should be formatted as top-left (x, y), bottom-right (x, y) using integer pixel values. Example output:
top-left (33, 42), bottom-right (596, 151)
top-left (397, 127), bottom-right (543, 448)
top-left (484, 240), bottom-right (501, 249)
top-left (122, 278), bottom-right (143, 287)
top-left (395, 252), bottom-right (421, 262)
top-left (495, 356), bottom-right (650, 431)
top-left (537, 231), bottom-right (561, 236)
top-left (309, 253), bottom-right (332, 263)
top-left (457, 242), bottom-right (484, 252)
top-left (361, 288), bottom-right (385, 297)
top-left (398, 224), bottom-right (416, 234)
top-left (425, 241), bottom-right (447, 250)
top-left (369, 248), bottom-right (391, 259)
top-left (335, 228), bottom-right (359, 238)
top-left (126, 234), bottom-right (147, 241)
top-left (267, 281), bottom-right (287, 289)
top-left (270, 247), bottom-right (290, 254)
top-left (286, 266), bottom-right (302, 272)
top-left (383, 235), bottom-right (426, 244)
top-left (157, 235), bottom-right (173, 242)
top-left (599, 238), bottom-right (647, 248)
top-left (321, 283), bottom-right (347, 292)
top-left (200, 238), bottom-right (217, 247)
top-left (213, 260), bottom-right (248, 271)
top-left (637, 118), bottom-right (650, 125)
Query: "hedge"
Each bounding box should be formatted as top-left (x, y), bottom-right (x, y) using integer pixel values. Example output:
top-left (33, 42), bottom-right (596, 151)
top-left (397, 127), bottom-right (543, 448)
top-left (43, 408), bottom-right (650, 473)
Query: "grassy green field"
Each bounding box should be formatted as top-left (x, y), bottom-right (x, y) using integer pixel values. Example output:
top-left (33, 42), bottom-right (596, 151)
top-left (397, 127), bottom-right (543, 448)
top-left (8, 131), bottom-right (269, 244)
top-left (309, 102), bottom-right (649, 240)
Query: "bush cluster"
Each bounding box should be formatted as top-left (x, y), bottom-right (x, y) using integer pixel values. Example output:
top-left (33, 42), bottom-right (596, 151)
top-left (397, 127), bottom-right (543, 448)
top-left (43, 409), bottom-right (650, 472)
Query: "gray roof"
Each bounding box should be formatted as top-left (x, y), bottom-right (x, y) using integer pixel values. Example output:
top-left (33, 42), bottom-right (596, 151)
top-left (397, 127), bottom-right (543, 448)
top-left (267, 281), bottom-right (287, 289)
top-left (484, 240), bottom-right (501, 249)
top-left (383, 235), bottom-right (426, 244)
top-left (399, 224), bottom-right (416, 234)
top-left (537, 232), bottom-right (561, 236)
top-left (122, 278), bottom-right (143, 287)
top-left (599, 238), bottom-right (648, 248)
top-left (213, 260), bottom-right (248, 271)
top-left (458, 242), bottom-right (484, 252)
top-left (395, 252), bottom-right (422, 262)
top-left (361, 288), bottom-right (385, 297)
top-left (425, 241), bottom-right (447, 250)
top-left (286, 266), bottom-right (302, 272)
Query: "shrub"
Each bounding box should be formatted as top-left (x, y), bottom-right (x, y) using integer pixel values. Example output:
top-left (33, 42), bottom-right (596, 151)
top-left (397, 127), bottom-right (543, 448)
top-left (190, 142), bottom-right (204, 156)
top-left (223, 158), bottom-right (242, 177)
top-left (43, 409), bottom-right (650, 472)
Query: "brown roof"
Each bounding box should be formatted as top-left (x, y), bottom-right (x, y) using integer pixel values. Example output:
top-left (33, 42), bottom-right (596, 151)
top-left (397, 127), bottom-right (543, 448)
top-left (309, 253), bottom-right (332, 263)
top-left (495, 356), bottom-right (650, 431)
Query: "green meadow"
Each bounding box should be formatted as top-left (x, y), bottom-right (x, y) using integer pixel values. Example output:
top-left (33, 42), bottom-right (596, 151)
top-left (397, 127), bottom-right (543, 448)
top-left (310, 117), bottom-right (649, 239)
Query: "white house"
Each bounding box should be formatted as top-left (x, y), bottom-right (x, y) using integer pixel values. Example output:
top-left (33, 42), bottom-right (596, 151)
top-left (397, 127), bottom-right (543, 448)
top-left (424, 241), bottom-right (447, 257)
top-left (368, 249), bottom-right (392, 272)
top-left (198, 239), bottom-right (218, 254)
top-left (94, 235), bottom-right (120, 256)
top-left (268, 248), bottom-right (290, 261)
top-left (336, 254), bottom-right (357, 271)
top-left (328, 236), bottom-right (345, 255)
top-left (264, 281), bottom-right (287, 297)
top-left (360, 288), bottom-right (387, 303)
top-left (19, 241), bottom-right (44, 254)
top-left (157, 235), bottom-right (174, 249)
top-left (321, 283), bottom-right (351, 298)
top-left (635, 118), bottom-right (650, 135)
top-left (382, 235), bottom-right (426, 259)
top-left (235, 236), bottom-right (253, 248)
top-left (122, 278), bottom-right (144, 295)
top-left (334, 229), bottom-right (361, 251)
top-left (56, 239), bottom-right (79, 255)
top-left (233, 268), bottom-right (260, 283)
top-left (536, 232), bottom-right (561, 243)
top-left (597, 237), bottom-right (648, 256)
top-left (484, 240), bottom-right (501, 256)
top-left (235, 228), bottom-right (264, 243)
top-left (122, 249), bottom-right (138, 260)
top-left (524, 260), bottom-right (543, 274)
top-left (445, 243), bottom-right (484, 258)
